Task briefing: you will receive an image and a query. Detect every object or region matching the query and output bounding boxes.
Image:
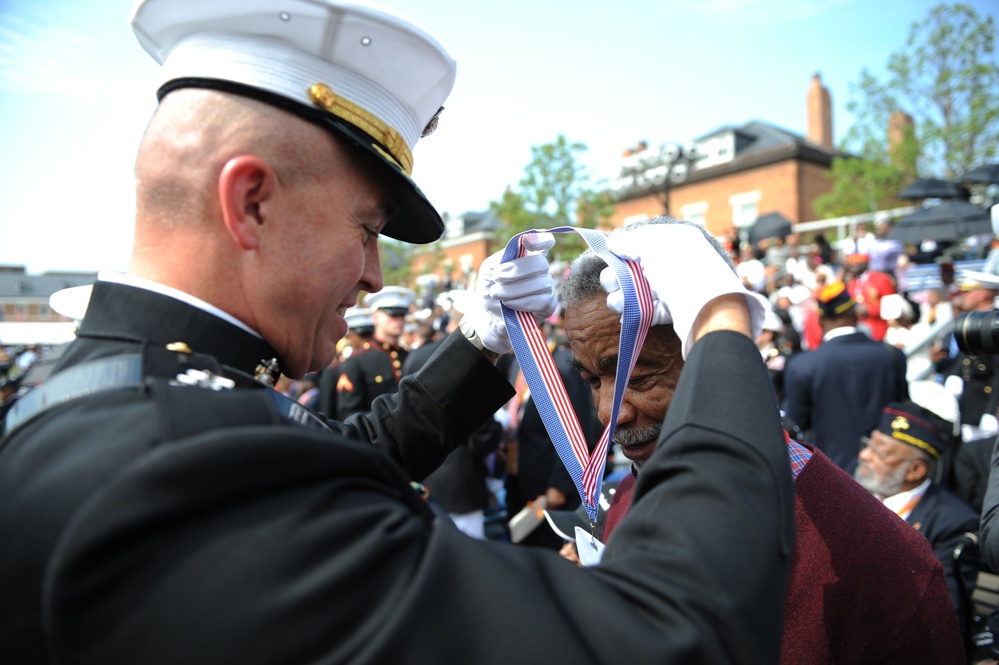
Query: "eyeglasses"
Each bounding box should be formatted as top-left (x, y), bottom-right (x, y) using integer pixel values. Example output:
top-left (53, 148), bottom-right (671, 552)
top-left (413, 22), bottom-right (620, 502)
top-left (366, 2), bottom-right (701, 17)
top-left (859, 436), bottom-right (921, 464)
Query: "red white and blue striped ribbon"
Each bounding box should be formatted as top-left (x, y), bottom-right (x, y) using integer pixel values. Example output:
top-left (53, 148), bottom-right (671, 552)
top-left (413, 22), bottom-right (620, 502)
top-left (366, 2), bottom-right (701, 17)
top-left (501, 227), bottom-right (654, 525)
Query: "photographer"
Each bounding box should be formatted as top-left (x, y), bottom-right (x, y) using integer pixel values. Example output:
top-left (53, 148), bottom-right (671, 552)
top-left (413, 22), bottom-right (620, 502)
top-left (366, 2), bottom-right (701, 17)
top-left (944, 271), bottom-right (999, 443)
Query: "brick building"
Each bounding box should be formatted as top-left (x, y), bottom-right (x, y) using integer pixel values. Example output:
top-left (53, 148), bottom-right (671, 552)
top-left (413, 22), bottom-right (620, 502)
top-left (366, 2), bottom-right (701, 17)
top-left (404, 74), bottom-right (844, 290)
top-left (606, 73), bottom-right (842, 240)
top-left (0, 267), bottom-right (96, 344)
top-left (409, 210), bottom-right (501, 293)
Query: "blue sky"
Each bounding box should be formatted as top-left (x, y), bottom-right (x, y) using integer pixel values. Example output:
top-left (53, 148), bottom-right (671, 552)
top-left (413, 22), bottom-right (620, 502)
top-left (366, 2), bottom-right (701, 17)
top-left (1, 0), bottom-right (997, 274)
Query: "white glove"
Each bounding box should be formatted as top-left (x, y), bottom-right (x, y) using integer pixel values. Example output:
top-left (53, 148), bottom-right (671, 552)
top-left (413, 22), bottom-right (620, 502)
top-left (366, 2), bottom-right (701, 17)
top-left (603, 223), bottom-right (768, 358)
top-left (464, 232), bottom-right (558, 354)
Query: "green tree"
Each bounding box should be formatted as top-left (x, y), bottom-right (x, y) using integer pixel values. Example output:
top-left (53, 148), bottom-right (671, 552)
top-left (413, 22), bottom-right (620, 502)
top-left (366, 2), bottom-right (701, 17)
top-left (814, 122), bottom-right (920, 218)
top-left (817, 2), bottom-right (999, 217)
top-left (379, 237), bottom-right (415, 288)
top-left (490, 134), bottom-right (614, 262)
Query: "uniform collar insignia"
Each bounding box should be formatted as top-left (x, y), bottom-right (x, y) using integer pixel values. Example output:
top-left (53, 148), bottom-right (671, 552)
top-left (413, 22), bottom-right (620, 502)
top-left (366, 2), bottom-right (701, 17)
top-left (254, 358), bottom-right (281, 387)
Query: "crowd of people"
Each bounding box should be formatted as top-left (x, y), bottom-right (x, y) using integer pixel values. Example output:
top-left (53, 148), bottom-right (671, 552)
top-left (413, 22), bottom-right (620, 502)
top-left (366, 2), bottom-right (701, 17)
top-left (2, 0), bottom-right (999, 663)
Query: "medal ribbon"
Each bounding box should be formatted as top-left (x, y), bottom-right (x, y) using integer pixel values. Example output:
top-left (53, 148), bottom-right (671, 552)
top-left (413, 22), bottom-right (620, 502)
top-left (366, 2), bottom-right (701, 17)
top-left (501, 227), bottom-right (654, 524)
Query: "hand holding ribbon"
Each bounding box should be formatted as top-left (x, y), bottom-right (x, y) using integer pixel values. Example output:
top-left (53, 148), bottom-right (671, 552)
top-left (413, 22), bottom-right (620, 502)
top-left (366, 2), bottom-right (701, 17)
top-left (603, 222), bottom-right (769, 359)
top-left (462, 232), bottom-right (558, 355)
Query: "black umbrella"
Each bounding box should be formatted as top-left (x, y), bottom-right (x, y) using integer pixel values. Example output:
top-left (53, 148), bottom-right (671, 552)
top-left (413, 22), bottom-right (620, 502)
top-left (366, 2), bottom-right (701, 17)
top-left (961, 163), bottom-right (999, 185)
top-left (897, 178), bottom-right (971, 200)
top-left (748, 212), bottom-right (793, 245)
top-left (887, 201), bottom-right (991, 245)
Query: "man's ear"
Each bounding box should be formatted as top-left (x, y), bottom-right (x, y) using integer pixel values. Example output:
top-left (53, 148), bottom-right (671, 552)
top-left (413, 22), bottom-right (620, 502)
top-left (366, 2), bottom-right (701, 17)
top-left (905, 458), bottom-right (928, 484)
top-left (218, 155), bottom-right (276, 251)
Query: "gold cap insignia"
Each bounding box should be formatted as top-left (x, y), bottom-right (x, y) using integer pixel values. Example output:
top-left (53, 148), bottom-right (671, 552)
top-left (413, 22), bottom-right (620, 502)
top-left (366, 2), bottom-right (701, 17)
top-left (307, 83), bottom-right (413, 175)
top-left (891, 416), bottom-right (910, 431)
top-left (422, 106), bottom-right (444, 138)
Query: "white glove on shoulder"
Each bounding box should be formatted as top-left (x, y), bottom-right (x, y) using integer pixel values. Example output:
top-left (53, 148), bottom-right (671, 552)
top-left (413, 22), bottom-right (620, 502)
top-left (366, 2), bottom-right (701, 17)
top-left (463, 231), bottom-right (558, 355)
top-left (603, 223), bottom-right (767, 358)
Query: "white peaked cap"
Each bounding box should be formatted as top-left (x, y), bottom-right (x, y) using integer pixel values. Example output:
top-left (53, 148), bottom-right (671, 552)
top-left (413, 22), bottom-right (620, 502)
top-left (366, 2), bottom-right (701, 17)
top-left (49, 284), bottom-right (94, 322)
top-left (364, 286), bottom-right (417, 310)
top-left (909, 380), bottom-right (961, 437)
top-left (129, 0), bottom-right (456, 244)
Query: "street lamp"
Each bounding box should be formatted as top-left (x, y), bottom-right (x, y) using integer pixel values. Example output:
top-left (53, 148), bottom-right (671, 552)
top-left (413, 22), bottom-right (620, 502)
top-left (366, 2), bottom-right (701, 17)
top-left (659, 143), bottom-right (697, 218)
top-left (608, 142), bottom-right (698, 217)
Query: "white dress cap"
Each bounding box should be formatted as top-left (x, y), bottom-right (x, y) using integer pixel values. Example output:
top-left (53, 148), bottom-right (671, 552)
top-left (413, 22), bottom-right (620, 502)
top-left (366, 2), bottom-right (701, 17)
top-left (343, 306), bottom-right (375, 331)
top-left (129, 0), bottom-right (456, 244)
top-left (364, 286), bottom-right (417, 311)
top-left (49, 284), bottom-right (94, 322)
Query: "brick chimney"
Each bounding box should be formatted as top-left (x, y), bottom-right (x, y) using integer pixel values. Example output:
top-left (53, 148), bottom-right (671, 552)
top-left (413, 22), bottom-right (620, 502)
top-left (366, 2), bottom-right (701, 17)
top-left (888, 110), bottom-right (917, 176)
top-left (888, 110), bottom-right (914, 150)
top-left (807, 72), bottom-right (833, 149)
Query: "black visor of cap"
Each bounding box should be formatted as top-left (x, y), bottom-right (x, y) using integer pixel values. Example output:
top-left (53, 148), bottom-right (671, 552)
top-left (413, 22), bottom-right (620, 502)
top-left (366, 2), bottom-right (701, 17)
top-left (158, 78), bottom-right (445, 245)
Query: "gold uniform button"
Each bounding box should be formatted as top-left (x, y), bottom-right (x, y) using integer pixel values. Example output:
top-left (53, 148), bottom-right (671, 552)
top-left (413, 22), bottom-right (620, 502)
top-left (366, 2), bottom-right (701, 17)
top-left (986, 386), bottom-right (993, 394)
top-left (964, 358), bottom-right (971, 365)
top-left (980, 364), bottom-right (987, 371)
top-left (393, 360), bottom-right (401, 368)
top-left (375, 375), bottom-right (384, 383)
top-left (390, 351), bottom-right (399, 358)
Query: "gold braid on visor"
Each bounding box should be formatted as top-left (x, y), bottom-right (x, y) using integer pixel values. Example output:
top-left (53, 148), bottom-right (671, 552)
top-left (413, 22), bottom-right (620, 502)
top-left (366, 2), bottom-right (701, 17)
top-left (308, 83), bottom-right (413, 176)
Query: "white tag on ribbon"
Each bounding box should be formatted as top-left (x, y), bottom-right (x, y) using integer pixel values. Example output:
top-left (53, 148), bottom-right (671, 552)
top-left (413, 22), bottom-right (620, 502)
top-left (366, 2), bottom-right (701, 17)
top-left (574, 527), bottom-right (605, 567)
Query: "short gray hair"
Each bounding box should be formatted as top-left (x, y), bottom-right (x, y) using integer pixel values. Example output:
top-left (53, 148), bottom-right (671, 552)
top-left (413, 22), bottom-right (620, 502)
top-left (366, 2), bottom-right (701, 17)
top-left (560, 216), bottom-right (735, 310)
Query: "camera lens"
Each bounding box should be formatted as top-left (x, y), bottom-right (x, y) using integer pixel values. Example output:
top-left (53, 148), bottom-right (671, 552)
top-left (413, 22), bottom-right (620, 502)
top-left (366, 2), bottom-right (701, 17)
top-left (955, 311), bottom-right (999, 355)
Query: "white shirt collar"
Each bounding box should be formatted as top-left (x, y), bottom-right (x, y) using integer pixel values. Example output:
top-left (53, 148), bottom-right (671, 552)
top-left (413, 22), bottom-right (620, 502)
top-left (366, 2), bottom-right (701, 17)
top-left (822, 325), bottom-right (857, 342)
top-left (881, 478), bottom-right (931, 518)
top-left (97, 271), bottom-right (262, 340)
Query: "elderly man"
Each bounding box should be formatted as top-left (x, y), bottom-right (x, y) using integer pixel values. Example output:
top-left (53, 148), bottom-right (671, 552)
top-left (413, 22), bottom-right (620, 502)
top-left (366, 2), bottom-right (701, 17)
top-left (855, 399), bottom-right (981, 635)
top-left (558, 218), bottom-right (963, 664)
top-left (0, 2), bottom-right (797, 663)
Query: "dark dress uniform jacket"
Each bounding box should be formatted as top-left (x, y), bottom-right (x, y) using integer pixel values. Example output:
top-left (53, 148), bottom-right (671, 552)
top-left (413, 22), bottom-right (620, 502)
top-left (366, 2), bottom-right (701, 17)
top-left (0, 282), bottom-right (795, 665)
top-left (949, 351), bottom-right (999, 428)
top-left (402, 336), bottom-right (502, 515)
top-left (906, 483), bottom-right (982, 621)
top-left (782, 330), bottom-right (908, 474)
top-left (335, 339), bottom-right (408, 419)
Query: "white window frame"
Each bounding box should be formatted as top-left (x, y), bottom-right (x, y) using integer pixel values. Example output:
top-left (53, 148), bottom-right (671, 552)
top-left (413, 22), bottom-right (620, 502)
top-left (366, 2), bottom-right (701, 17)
top-left (730, 191), bottom-right (761, 229)
top-left (680, 201), bottom-right (708, 227)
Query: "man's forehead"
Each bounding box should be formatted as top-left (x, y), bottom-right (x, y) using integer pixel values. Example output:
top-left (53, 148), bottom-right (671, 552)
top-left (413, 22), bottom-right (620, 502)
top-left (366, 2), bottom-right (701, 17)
top-left (870, 429), bottom-right (908, 454)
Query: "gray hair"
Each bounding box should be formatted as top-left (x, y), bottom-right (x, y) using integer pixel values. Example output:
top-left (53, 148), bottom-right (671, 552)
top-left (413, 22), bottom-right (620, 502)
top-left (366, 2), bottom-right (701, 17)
top-left (560, 216), bottom-right (736, 310)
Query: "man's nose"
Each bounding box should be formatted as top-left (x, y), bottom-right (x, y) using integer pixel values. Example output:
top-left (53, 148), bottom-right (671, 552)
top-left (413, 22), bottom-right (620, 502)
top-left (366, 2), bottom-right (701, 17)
top-left (598, 387), bottom-right (634, 427)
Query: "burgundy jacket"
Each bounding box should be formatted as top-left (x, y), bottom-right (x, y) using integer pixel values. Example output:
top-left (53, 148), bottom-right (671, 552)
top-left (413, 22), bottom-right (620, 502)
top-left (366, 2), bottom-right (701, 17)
top-left (605, 444), bottom-right (964, 664)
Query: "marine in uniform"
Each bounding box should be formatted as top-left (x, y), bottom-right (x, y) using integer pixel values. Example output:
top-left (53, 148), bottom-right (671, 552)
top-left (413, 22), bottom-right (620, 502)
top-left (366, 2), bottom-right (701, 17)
top-left (336, 286), bottom-right (415, 419)
top-left (944, 270), bottom-right (999, 440)
top-left (0, 3), bottom-right (797, 664)
top-left (318, 306), bottom-right (374, 417)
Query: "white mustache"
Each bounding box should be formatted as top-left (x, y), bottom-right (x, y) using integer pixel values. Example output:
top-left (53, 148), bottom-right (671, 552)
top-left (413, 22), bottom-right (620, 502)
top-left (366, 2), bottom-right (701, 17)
top-left (613, 424), bottom-right (661, 447)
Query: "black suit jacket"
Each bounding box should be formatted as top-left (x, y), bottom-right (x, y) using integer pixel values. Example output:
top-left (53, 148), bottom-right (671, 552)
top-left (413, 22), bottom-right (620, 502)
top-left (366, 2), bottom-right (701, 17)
top-left (0, 281), bottom-right (794, 665)
top-left (782, 331), bottom-right (908, 474)
top-left (906, 484), bottom-right (981, 620)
